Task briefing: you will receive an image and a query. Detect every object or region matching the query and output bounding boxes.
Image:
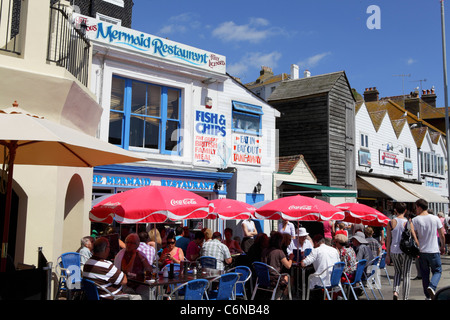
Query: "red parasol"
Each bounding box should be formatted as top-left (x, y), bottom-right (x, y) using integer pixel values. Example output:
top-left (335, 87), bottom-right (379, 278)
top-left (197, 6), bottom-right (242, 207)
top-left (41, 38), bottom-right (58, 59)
top-left (208, 198), bottom-right (256, 220)
top-left (336, 202), bottom-right (390, 227)
top-left (89, 186), bottom-right (213, 224)
top-left (255, 195), bottom-right (344, 221)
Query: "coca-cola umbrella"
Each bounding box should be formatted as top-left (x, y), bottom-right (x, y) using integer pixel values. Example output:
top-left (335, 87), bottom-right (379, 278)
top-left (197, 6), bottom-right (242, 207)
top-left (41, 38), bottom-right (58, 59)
top-left (336, 202), bottom-right (390, 227)
top-left (208, 198), bottom-right (256, 220)
top-left (89, 185), bottom-right (213, 224)
top-left (255, 195), bottom-right (344, 221)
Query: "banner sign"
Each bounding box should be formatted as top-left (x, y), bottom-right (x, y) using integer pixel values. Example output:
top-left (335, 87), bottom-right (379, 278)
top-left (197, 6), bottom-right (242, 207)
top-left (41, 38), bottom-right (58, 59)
top-left (232, 133), bottom-right (262, 165)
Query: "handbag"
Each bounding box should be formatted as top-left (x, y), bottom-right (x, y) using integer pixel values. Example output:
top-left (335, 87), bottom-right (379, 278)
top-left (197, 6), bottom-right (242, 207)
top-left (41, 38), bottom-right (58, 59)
top-left (400, 220), bottom-right (419, 257)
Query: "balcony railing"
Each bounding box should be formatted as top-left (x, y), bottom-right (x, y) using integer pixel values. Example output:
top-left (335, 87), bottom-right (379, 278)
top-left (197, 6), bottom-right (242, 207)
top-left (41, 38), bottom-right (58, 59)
top-left (47, 2), bottom-right (90, 86)
top-left (0, 0), bottom-right (21, 54)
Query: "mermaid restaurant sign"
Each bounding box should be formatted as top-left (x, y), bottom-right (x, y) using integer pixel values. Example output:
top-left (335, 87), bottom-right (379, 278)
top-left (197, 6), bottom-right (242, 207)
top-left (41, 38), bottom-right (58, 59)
top-left (73, 14), bottom-right (226, 74)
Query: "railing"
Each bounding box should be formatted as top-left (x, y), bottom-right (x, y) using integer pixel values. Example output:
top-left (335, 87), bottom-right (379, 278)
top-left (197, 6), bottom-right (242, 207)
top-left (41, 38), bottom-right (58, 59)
top-left (0, 0), bottom-right (21, 54)
top-left (47, 2), bottom-right (90, 86)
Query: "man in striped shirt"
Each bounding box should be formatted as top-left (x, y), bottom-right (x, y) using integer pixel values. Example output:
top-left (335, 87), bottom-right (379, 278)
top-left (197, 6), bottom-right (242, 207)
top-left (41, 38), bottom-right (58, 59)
top-left (83, 237), bottom-right (141, 300)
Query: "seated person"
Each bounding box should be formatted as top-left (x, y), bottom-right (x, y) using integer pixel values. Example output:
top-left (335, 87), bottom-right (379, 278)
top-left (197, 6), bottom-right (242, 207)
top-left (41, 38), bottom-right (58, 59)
top-left (223, 228), bottom-right (243, 254)
top-left (83, 237), bottom-right (140, 300)
top-left (78, 236), bottom-right (94, 268)
top-left (186, 231), bottom-right (205, 262)
top-left (200, 232), bottom-right (232, 270)
top-left (159, 235), bottom-right (185, 267)
top-left (287, 227), bottom-right (313, 261)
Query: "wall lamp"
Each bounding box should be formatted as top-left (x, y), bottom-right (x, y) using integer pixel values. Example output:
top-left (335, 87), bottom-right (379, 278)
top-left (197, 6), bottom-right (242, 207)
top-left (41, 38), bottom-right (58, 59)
top-left (382, 143), bottom-right (403, 153)
top-left (254, 182), bottom-right (262, 193)
top-left (214, 178), bottom-right (223, 190)
top-left (202, 77), bottom-right (217, 85)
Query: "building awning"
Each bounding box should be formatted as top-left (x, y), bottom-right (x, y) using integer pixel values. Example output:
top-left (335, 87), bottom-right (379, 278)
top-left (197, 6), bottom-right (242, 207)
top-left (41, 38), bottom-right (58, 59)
top-left (282, 182), bottom-right (357, 197)
top-left (394, 181), bottom-right (447, 203)
top-left (358, 176), bottom-right (419, 202)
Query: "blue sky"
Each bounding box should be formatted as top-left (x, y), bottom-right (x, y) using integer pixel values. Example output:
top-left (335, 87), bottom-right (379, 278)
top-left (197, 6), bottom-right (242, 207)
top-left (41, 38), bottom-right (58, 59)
top-left (131, 0), bottom-right (450, 108)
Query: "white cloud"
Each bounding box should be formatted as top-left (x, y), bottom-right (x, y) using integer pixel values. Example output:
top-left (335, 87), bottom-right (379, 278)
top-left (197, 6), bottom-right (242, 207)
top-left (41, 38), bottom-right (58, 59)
top-left (227, 51), bottom-right (282, 78)
top-left (407, 58), bottom-right (417, 65)
top-left (297, 52), bottom-right (331, 69)
top-left (158, 12), bottom-right (200, 35)
top-left (212, 18), bottom-right (285, 43)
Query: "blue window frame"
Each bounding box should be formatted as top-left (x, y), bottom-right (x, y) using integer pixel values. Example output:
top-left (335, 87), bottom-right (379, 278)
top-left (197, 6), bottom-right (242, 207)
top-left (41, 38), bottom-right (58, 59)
top-left (109, 76), bottom-right (181, 155)
top-left (232, 101), bottom-right (263, 136)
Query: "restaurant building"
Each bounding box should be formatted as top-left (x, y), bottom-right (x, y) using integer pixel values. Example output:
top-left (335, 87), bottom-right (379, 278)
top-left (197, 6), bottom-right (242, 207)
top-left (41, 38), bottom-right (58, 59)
top-left (355, 87), bottom-right (447, 214)
top-left (76, 14), bottom-right (280, 236)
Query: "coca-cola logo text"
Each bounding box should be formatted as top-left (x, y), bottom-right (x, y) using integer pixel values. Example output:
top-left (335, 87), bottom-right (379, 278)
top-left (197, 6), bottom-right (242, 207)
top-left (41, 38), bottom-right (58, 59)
top-left (170, 199), bottom-right (198, 206)
top-left (288, 205), bottom-right (312, 210)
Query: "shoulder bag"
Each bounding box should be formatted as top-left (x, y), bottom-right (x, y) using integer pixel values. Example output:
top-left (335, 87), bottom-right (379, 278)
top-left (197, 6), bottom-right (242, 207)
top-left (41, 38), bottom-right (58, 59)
top-left (399, 220), bottom-right (419, 257)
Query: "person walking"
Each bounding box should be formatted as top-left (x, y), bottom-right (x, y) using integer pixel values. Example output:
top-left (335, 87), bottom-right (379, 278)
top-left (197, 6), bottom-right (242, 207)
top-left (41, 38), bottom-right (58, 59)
top-left (411, 198), bottom-right (446, 299)
top-left (385, 202), bottom-right (414, 300)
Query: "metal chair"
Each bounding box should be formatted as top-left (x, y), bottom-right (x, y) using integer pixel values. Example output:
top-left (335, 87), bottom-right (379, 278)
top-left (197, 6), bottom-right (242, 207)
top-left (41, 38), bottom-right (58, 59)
top-left (251, 261), bottom-right (291, 300)
top-left (342, 259), bottom-right (370, 300)
top-left (56, 252), bottom-right (82, 300)
top-left (207, 272), bottom-right (240, 300)
top-left (227, 266), bottom-right (252, 300)
top-left (198, 256), bottom-right (217, 269)
top-left (158, 279), bottom-right (210, 300)
top-left (378, 252), bottom-right (391, 286)
top-left (306, 261), bottom-right (347, 300)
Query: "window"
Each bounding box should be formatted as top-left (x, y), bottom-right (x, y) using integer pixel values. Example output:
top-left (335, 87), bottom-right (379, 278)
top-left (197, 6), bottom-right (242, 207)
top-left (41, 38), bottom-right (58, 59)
top-left (109, 76), bottom-right (181, 155)
top-left (96, 13), bottom-right (122, 26)
top-left (404, 147), bottom-right (411, 159)
top-left (420, 151), bottom-right (445, 175)
top-left (103, 0), bottom-right (124, 7)
top-left (232, 101), bottom-right (263, 135)
top-left (360, 133), bottom-right (369, 148)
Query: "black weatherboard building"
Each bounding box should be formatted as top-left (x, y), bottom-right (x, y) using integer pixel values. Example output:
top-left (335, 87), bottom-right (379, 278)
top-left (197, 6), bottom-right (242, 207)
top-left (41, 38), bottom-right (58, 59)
top-left (268, 71), bottom-right (357, 191)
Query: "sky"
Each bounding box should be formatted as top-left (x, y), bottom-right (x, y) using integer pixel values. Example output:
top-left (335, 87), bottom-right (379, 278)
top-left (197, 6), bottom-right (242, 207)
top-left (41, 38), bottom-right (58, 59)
top-left (131, 0), bottom-right (450, 108)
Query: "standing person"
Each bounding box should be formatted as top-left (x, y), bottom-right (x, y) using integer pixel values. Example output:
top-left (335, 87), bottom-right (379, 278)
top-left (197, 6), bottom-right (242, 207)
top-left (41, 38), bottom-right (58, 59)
top-left (278, 219), bottom-right (296, 240)
top-left (241, 218), bottom-right (258, 253)
top-left (437, 212), bottom-right (447, 254)
top-left (175, 226), bottom-right (191, 256)
top-left (323, 220), bottom-right (335, 245)
top-left (385, 202), bottom-right (414, 300)
top-left (411, 198), bottom-right (446, 299)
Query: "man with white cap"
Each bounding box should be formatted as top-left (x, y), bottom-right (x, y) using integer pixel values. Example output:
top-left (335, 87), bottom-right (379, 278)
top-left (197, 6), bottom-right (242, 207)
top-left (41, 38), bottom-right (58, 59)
top-left (287, 227), bottom-right (313, 260)
top-left (351, 230), bottom-right (374, 263)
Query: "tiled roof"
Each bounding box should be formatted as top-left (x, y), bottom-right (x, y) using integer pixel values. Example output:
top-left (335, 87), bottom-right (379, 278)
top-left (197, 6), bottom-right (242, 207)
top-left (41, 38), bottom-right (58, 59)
top-left (277, 154), bottom-right (316, 180)
top-left (383, 96), bottom-right (445, 120)
top-left (268, 71), bottom-right (349, 101)
top-left (246, 73), bottom-right (290, 88)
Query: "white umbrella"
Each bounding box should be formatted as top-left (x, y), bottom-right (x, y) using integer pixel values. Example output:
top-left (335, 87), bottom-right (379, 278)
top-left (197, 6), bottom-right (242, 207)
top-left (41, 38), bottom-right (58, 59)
top-left (0, 102), bottom-right (145, 271)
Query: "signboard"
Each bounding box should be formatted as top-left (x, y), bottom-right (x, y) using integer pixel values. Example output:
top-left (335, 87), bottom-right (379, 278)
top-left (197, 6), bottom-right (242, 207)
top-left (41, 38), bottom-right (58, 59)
top-left (193, 109), bottom-right (230, 168)
top-left (232, 133), bottom-right (262, 165)
top-left (403, 160), bottom-right (413, 175)
top-left (358, 150), bottom-right (371, 167)
top-left (379, 150), bottom-right (399, 167)
top-left (73, 14), bottom-right (226, 74)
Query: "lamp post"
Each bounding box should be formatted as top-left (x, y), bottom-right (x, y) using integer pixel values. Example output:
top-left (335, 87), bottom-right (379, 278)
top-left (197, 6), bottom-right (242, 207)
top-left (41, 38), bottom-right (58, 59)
top-left (441, 0), bottom-right (450, 212)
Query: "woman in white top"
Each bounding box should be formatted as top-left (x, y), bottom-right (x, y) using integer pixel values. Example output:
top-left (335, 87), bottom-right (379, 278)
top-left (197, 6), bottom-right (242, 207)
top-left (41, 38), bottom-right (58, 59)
top-left (278, 219), bottom-right (296, 239)
top-left (386, 202), bottom-right (414, 300)
top-left (241, 218), bottom-right (258, 252)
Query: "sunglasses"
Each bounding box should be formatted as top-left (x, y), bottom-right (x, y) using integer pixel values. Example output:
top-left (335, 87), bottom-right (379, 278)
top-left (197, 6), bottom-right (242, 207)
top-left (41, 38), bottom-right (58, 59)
top-left (167, 241), bottom-right (176, 244)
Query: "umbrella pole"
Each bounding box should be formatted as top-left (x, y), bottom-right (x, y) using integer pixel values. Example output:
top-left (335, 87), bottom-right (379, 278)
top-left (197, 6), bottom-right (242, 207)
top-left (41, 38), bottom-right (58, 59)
top-left (1, 141), bottom-right (17, 272)
top-left (296, 221), bottom-right (300, 264)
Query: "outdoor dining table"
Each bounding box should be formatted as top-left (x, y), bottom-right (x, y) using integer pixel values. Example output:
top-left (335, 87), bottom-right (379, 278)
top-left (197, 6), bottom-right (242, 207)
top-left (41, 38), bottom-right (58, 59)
top-left (291, 262), bottom-right (314, 300)
top-left (129, 268), bottom-right (226, 300)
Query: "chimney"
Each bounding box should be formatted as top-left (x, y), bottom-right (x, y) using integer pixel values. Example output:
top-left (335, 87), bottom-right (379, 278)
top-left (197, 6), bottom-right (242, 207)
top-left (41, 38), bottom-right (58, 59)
top-left (363, 87), bottom-right (379, 102)
top-left (421, 87), bottom-right (437, 107)
top-left (304, 69), bottom-right (311, 78)
top-left (404, 91), bottom-right (421, 116)
top-left (256, 66), bottom-right (274, 83)
top-left (290, 64), bottom-right (299, 79)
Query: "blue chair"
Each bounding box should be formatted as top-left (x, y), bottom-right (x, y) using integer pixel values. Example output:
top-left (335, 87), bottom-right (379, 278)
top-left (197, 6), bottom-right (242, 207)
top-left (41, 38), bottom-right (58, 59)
top-left (251, 261), bottom-right (291, 300)
top-left (82, 278), bottom-right (100, 300)
top-left (227, 266), bottom-right (252, 300)
top-left (342, 259), bottom-right (370, 300)
top-left (207, 272), bottom-right (240, 300)
top-left (198, 256), bottom-right (217, 269)
top-left (56, 252), bottom-right (82, 300)
top-left (378, 252), bottom-right (391, 286)
top-left (306, 261), bottom-right (347, 300)
top-left (159, 279), bottom-right (210, 300)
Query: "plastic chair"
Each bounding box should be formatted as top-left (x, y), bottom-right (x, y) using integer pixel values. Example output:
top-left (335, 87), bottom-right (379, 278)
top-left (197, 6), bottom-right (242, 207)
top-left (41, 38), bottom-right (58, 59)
top-left (365, 256), bottom-right (383, 300)
top-left (306, 261), bottom-right (347, 300)
top-left (251, 261), bottom-right (291, 300)
top-left (207, 272), bottom-right (240, 300)
top-left (198, 256), bottom-right (217, 269)
top-left (82, 278), bottom-right (132, 300)
top-left (159, 279), bottom-right (210, 300)
top-left (227, 266), bottom-right (252, 300)
top-left (56, 252), bottom-right (83, 300)
top-left (342, 259), bottom-right (370, 300)
top-left (378, 252), bottom-right (391, 286)
top-left (434, 286), bottom-right (450, 300)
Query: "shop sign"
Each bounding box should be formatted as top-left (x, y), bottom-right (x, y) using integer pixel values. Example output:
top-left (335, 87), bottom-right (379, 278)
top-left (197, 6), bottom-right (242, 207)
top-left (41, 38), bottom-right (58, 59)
top-left (232, 133), bottom-right (261, 165)
top-left (379, 150), bottom-right (399, 167)
top-left (194, 109), bottom-right (230, 168)
top-left (73, 14), bottom-right (226, 74)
